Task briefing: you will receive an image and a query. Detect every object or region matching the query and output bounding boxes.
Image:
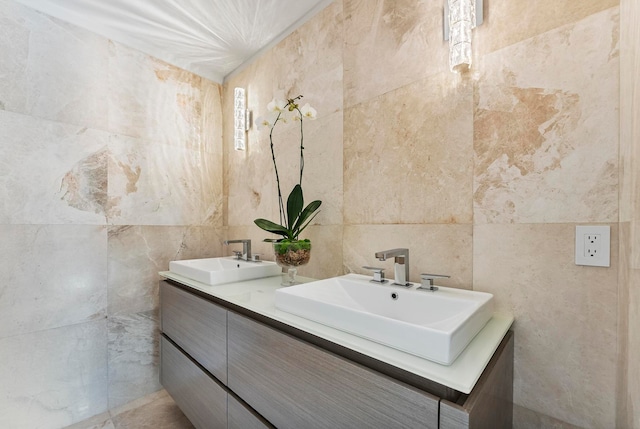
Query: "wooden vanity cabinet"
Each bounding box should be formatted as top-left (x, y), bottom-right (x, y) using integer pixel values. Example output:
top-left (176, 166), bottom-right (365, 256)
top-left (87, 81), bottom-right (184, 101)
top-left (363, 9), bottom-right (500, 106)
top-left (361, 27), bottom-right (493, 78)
top-left (440, 330), bottom-right (514, 429)
top-left (160, 281), bottom-right (227, 384)
top-left (227, 311), bottom-right (440, 429)
top-left (159, 280), bottom-right (513, 429)
top-left (228, 394), bottom-right (274, 429)
top-left (160, 337), bottom-right (227, 429)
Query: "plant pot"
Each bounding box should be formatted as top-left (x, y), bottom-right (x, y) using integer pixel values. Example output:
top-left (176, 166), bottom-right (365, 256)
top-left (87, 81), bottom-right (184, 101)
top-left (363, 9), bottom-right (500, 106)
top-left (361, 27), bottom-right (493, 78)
top-left (273, 240), bottom-right (311, 285)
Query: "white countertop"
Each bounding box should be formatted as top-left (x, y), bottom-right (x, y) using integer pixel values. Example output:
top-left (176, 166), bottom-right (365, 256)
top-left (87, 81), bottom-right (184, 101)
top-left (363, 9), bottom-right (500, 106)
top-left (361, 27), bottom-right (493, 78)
top-left (159, 271), bottom-right (513, 394)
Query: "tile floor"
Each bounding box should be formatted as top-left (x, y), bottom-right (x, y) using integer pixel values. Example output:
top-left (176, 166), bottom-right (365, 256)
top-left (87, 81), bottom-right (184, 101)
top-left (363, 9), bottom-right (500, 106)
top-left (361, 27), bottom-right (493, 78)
top-left (65, 390), bottom-right (194, 429)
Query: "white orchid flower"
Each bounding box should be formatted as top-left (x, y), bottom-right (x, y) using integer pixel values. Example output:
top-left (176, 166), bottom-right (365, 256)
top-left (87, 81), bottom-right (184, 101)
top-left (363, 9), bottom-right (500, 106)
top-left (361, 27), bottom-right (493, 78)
top-left (256, 111), bottom-right (280, 130)
top-left (267, 98), bottom-right (287, 113)
top-left (300, 103), bottom-right (317, 120)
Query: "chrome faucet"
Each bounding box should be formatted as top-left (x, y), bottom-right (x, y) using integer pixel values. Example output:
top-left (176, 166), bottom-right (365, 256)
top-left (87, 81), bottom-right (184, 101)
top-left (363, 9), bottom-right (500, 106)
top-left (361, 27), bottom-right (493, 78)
top-left (224, 239), bottom-right (257, 262)
top-left (374, 248), bottom-right (410, 287)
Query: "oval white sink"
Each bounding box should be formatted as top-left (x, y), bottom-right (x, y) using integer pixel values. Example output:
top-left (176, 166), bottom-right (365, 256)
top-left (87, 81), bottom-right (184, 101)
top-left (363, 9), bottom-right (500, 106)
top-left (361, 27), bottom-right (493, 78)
top-left (169, 257), bottom-right (282, 286)
top-left (275, 274), bottom-right (493, 365)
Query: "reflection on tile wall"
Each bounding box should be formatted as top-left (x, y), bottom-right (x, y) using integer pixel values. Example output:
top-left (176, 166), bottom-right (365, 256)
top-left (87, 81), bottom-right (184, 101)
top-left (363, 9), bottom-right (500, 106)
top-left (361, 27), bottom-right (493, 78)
top-left (0, 1), bottom-right (223, 428)
top-left (225, 0), bottom-right (624, 427)
top-left (222, 0), bottom-right (344, 280)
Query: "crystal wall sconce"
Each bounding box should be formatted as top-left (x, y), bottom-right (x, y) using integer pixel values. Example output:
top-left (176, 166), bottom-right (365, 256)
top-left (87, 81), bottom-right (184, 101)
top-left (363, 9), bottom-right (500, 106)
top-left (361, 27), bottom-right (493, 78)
top-left (234, 87), bottom-right (250, 151)
top-left (443, 0), bottom-right (483, 72)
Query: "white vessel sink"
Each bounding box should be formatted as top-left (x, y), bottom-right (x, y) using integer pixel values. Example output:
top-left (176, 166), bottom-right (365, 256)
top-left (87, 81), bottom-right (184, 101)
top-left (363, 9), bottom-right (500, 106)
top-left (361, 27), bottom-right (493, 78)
top-left (169, 257), bottom-right (282, 286)
top-left (275, 274), bottom-right (493, 365)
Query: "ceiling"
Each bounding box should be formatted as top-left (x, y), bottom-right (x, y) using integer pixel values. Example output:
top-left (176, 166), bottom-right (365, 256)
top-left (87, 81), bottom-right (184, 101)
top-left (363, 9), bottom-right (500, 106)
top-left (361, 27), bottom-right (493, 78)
top-left (13, 0), bottom-right (333, 83)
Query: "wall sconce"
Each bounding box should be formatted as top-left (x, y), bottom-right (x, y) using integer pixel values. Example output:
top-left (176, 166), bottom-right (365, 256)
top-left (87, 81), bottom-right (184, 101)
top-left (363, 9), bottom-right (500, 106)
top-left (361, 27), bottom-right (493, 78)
top-left (443, 0), bottom-right (483, 72)
top-left (234, 87), bottom-right (250, 151)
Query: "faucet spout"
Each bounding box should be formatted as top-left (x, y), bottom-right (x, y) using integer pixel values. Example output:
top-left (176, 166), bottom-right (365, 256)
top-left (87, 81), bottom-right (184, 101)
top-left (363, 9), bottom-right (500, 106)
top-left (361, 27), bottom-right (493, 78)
top-left (374, 248), bottom-right (410, 286)
top-left (224, 239), bottom-right (252, 261)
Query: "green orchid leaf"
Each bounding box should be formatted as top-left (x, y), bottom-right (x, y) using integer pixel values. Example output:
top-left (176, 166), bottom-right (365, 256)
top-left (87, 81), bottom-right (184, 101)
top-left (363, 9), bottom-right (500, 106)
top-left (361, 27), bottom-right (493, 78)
top-left (296, 210), bottom-right (321, 237)
top-left (286, 184), bottom-right (304, 228)
top-left (292, 200), bottom-right (321, 234)
top-left (254, 218), bottom-right (290, 238)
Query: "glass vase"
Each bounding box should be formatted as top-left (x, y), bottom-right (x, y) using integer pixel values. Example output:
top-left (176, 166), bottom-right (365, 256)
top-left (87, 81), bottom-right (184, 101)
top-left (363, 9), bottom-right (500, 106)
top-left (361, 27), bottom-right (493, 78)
top-left (273, 240), bottom-right (311, 286)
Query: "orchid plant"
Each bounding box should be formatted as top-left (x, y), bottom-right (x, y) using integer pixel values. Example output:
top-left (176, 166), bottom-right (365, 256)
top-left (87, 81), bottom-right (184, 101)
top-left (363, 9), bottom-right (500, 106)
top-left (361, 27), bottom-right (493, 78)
top-left (254, 95), bottom-right (321, 246)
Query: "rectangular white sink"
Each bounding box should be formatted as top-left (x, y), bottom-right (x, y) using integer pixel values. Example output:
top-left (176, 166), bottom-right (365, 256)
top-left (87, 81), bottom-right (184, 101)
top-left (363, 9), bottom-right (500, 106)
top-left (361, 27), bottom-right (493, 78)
top-left (169, 257), bottom-right (282, 286)
top-left (275, 274), bottom-right (493, 365)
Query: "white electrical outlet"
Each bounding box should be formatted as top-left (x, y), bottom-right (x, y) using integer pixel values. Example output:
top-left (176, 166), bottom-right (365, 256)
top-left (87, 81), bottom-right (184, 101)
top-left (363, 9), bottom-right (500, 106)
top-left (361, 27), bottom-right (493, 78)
top-left (575, 225), bottom-right (610, 267)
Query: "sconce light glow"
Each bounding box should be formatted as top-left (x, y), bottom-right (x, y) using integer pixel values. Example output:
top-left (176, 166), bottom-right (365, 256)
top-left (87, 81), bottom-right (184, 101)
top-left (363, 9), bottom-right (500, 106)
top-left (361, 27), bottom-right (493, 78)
top-left (234, 87), bottom-right (247, 151)
top-left (444, 0), bottom-right (482, 72)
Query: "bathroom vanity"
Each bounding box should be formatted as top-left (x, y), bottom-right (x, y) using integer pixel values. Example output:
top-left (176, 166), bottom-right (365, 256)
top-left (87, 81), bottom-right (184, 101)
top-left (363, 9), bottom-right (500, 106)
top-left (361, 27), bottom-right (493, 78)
top-left (159, 273), bottom-right (513, 429)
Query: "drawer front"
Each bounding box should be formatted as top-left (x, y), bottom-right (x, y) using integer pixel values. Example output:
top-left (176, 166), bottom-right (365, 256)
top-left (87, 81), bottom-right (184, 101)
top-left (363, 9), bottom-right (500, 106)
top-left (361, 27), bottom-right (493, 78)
top-left (160, 281), bottom-right (227, 384)
top-left (227, 312), bottom-right (439, 429)
top-left (228, 395), bottom-right (274, 429)
top-left (161, 337), bottom-right (227, 429)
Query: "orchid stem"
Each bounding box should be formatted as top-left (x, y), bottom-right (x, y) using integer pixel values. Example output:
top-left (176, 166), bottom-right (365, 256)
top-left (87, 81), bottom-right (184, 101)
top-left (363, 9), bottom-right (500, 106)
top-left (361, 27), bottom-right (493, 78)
top-left (269, 112), bottom-right (286, 227)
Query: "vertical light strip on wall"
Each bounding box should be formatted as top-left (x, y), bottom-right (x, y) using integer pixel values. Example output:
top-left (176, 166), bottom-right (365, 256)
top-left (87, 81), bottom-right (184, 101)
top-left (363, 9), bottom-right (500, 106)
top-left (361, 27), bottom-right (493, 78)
top-left (234, 87), bottom-right (247, 151)
top-left (444, 0), bottom-right (482, 72)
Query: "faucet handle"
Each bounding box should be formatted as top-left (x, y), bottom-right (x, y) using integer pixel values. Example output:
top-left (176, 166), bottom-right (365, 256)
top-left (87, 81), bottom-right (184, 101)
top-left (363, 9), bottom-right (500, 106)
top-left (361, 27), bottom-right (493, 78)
top-left (418, 273), bottom-right (450, 291)
top-left (362, 266), bottom-right (387, 284)
top-left (232, 250), bottom-right (243, 260)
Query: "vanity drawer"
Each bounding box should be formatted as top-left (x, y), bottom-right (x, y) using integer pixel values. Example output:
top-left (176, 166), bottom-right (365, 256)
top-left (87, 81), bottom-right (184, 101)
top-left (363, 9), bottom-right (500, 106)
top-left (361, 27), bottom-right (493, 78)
top-left (161, 336), bottom-right (227, 429)
top-left (227, 311), bottom-right (439, 429)
top-left (228, 394), bottom-right (274, 429)
top-left (160, 281), bottom-right (227, 384)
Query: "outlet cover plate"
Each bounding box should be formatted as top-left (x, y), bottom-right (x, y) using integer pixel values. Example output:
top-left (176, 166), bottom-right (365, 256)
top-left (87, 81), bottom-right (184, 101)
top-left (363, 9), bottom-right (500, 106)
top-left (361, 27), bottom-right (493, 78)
top-left (575, 225), bottom-right (610, 267)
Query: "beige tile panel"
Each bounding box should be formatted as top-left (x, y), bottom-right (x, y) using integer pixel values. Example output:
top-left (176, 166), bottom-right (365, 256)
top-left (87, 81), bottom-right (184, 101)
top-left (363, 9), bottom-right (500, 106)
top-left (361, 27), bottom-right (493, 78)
top-left (628, 268), bottom-right (640, 428)
top-left (474, 8), bottom-right (619, 224)
top-left (107, 135), bottom-right (213, 226)
top-left (621, 0), bottom-right (640, 425)
top-left (107, 311), bottom-right (162, 410)
top-left (0, 320), bottom-right (108, 429)
top-left (262, 0), bottom-right (344, 117)
top-left (619, 0), bottom-right (636, 223)
top-left (225, 131), bottom-right (279, 227)
top-left (107, 42), bottom-right (205, 150)
top-left (512, 404), bottom-right (583, 429)
top-left (199, 144), bottom-right (224, 228)
top-left (198, 78), bottom-right (224, 154)
top-left (617, 221), bottom-right (631, 427)
top-left (473, 223), bottom-right (618, 428)
top-left (343, 224), bottom-right (472, 288)
top-left (344, 72), bottom-right (473, 225)
top-left (0, 110), bottom-right (109, 225)
top-left (0, 1), bottom-right (109, 130)
top-left (223, 0), bottom-right (343, 134)
top-left (475, 1), bottom-right (618, 57)
top-left (294, 224), bottom-right (344, 280)
top-left (343, 0), bottom-right (449, 108)
top-left (0, 225), bottom-right (107, 339)
top-left (107, 225), bottom-right (223, 317)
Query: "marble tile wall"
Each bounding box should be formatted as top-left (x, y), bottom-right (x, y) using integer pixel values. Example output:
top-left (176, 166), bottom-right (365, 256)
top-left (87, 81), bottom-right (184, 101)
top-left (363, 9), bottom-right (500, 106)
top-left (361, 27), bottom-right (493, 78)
top-left (0, 1), bottom-right (224, 428)
top-left (473, 8), bottom-right (620, 428)
top-left (620, 0), bottom-right (640, 426)
top-left (224, 0), bottom-right (624, 428)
